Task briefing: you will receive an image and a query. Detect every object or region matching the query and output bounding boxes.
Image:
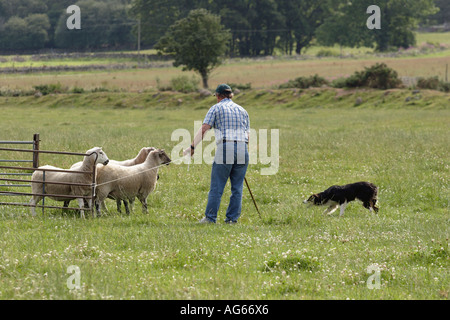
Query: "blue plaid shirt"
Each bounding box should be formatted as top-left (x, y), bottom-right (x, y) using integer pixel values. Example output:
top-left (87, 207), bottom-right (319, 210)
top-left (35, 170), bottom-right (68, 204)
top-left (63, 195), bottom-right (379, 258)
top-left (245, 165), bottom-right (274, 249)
top-left (203, 98), bottom-right (250, 144)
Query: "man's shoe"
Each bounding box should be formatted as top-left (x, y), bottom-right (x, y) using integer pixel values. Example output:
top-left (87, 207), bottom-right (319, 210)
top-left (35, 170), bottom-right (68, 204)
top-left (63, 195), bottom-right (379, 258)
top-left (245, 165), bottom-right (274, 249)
top-left (225, 220), bottom-right (237, 224)
top-left (198, 217), bottom-right (214, 224)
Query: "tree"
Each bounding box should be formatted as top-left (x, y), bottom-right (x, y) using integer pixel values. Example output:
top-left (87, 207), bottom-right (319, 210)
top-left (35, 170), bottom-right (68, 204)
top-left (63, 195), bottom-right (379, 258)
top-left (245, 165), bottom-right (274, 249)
top-left (316, 0), bottom-right (438, 51)
top-left (54, 0), bottom-right (134, 50)
top-left (130, 0), bottom-right (199, 47)
top-left (429, 0), bottom-right (450, 25)
top-left (155, 9), bottom-right (230, 89)
top-left (0, 14), bottom-right (50, 50)
top-left (0, 17), bottom-right (29, 50)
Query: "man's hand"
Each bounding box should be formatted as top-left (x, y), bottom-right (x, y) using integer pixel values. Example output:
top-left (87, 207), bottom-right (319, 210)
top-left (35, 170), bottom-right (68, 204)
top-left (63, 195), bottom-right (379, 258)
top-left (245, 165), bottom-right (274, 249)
top-left (183, 145), bottom-right (194, 157)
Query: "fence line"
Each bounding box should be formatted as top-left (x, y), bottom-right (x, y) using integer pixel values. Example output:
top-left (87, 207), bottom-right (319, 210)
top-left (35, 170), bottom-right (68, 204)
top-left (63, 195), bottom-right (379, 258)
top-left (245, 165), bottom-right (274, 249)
top-left (0, 133), bottom-right (97, 216)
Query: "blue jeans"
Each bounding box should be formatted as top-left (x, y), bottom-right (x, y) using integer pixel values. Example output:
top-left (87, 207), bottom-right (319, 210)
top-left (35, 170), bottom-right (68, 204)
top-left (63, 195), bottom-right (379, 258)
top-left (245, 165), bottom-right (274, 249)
top-left (204, 142), bottom-right (249, 223)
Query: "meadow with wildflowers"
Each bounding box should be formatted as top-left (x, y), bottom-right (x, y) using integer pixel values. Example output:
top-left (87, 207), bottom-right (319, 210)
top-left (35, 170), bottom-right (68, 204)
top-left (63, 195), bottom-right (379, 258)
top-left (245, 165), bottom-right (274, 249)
top-left (0, 87), bottom-right (448, 300)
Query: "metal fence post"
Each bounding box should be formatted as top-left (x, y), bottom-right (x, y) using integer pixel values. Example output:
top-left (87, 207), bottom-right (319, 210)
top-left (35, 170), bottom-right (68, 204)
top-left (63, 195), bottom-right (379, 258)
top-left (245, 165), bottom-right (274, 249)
top-left (33, 133), bottom-right (40, 169)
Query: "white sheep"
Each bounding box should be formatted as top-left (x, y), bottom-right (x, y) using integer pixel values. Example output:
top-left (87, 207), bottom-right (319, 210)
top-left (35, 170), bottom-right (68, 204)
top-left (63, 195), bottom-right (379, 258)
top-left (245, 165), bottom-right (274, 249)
top-left (109, 147), bottom-right (156, 166)
top-left (66, 147), bottom-right (156, 213)
top-left (95, 149), bottom-right (171, 215)
top-left (29, 147), bottom-right (109, 218)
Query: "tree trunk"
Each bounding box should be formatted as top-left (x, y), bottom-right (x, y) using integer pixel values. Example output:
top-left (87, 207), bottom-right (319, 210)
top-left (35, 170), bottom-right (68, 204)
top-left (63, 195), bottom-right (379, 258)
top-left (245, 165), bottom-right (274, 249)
top-left (296, 41), bottom-right (303, 55)
top-left (201, 72), bottom-right (208, 89)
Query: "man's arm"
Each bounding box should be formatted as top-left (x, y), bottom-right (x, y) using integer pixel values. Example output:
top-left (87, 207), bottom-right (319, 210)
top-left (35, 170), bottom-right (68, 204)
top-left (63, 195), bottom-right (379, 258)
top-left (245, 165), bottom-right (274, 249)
top-left (184, 123), bottom-right (212, 156)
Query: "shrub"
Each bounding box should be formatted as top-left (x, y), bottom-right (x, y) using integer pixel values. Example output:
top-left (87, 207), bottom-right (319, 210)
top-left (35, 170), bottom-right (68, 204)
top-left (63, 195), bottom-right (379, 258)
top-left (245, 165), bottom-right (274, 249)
top-left (279, 74), bottom-right (329, 89)
top-left (416, 76), bottom-right (440, 90)
top-left (170, 75), bottom-right (199, 93)
top-left (439, 82), bottom-right (450, 93)
top-left (71, 86), bottom-right (85, 94)
top-left (157, 75), bottom-right (200, 93)
top-left (331, 63), bottom-right (402, 90)
top-left (416, 76), bottom-right (449, 92)
top-left (228, 82), bottom-right (252, 90)
top-left (33, 83), bottom-right (66, 95)
top-left (316, 49), bottom-right (339, 58)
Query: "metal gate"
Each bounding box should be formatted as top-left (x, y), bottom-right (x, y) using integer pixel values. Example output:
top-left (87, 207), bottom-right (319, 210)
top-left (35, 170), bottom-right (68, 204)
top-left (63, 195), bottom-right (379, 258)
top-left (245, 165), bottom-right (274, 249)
top-left (0, 133), bottom-right (97, 216)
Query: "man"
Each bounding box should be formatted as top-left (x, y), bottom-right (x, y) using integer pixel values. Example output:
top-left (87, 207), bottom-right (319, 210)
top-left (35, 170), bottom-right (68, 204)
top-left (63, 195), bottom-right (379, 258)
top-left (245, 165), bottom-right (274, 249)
top-left (184, 84), bottom-right (250, 224)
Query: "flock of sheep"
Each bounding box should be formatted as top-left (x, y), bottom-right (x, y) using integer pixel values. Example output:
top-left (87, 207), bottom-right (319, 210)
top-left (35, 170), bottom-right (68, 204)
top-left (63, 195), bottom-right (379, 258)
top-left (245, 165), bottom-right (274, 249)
top-left (28, 146), bottom-right (172, 218)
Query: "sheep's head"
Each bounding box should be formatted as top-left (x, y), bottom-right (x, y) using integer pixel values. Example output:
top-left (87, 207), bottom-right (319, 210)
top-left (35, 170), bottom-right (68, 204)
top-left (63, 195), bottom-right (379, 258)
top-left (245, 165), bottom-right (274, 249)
top-left (153, 149), bottom-right (171, 166)
top-left (87, 147), bottom-right (109, 166)
top-left (137, 147), bottom-right (157, 163)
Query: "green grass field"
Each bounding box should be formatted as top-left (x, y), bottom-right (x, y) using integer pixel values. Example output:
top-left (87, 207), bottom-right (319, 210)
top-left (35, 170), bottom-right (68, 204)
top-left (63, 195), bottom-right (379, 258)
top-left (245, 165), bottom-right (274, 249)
top-left (0, 88), bottom-right (448, 300)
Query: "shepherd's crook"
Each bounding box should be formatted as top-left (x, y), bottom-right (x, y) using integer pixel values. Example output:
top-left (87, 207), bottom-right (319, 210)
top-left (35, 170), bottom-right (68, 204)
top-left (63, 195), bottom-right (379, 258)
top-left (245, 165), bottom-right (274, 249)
top-left (244, 177), bottom-right (262, 220)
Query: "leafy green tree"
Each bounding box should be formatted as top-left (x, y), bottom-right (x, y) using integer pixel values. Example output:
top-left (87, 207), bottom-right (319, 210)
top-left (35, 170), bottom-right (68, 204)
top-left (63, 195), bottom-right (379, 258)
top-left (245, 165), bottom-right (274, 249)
top-left (25, 14), bottom-right (51, 49)
top-left (0, 17), bottom-right (29, 50)
top-left (155, 9), bottom-right (230, 89)
top-left (54, 0), bottom-right (134, 50)
top-left (429, 0), bottom-right (450, 25)
top-left (0, 14), bottom-right (50, 50)
top-left (130, 0), bottom-right (199, 47)
top-left (316, 0), bottom-right (438, 51)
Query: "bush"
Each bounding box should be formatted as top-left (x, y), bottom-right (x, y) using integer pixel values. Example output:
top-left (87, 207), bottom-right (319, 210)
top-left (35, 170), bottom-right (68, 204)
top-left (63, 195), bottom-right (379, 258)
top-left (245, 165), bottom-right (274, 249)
top-left (416, 76), bottom-right (440, 90)
top-left (228, 82), bottom-right (252, 90)
top-left (171, 75), bottom-right (199, 93)
top-left (439, 82), bottom-right (450, 93)
top-left (71, 86), bottom-right (85, 94)
top-left (332, 63), bottom-right (402, 90)
top-left (279, 74), bottom-right (329, 89)
top-left (33, 83), bottom-right (66, 95)
top-left (316, 49), bottom-right (339, 58)
top-left (157, 75), bottom-right (200, 93)
top-left (416, 76), bottom-right (449, 92)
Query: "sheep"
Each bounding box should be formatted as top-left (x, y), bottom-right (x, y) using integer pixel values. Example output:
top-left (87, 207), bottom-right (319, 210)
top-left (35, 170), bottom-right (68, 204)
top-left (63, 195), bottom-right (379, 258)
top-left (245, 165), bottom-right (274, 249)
top-left (29, 147), bottom-right (109, 218)
top-left (95, 149), bottom-right (171, 215)
top-left (66, 147), bottom-right (156, 213)
top-left (108, 147), bottom-right (156, 166)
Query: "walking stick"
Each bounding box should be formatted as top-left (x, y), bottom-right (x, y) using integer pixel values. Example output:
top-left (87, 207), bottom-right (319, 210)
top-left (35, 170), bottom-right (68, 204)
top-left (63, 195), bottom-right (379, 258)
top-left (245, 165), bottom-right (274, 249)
top-left (244, 177), bottom-right (262, 220)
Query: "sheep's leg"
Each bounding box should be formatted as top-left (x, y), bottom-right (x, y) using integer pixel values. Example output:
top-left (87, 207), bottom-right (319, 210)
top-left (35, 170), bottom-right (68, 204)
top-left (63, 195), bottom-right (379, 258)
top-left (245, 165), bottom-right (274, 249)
top-left (29, 196), bottom-right (41, 217)
top-left (62, 200), bottom-right (71, 214)
top-left (116, 199), bottom-right (122, 214)
top-left (124, 200), bottom-right (130, 215)
top-left (95, 199), bottom-right (101, 216)
top-left (97, 201), bottom-right (109, 216)
top-left (139, 196), bottom-right (148, 214)
top-left (86, 198), bottom-right (96, 218)
top-left (77, 198), bottom-right (86, 219)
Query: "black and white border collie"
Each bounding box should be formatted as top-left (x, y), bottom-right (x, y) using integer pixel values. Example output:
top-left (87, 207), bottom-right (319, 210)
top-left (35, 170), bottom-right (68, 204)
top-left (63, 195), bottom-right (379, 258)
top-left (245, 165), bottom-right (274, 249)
top-left (303, 181), bottom-right (379, 217)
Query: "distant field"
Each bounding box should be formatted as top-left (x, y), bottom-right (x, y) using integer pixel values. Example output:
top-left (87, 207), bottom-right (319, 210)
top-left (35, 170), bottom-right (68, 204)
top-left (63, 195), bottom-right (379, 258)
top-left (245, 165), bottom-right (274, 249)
top-left (1, 54), bottom-right (449, 92)
top-left (0, 32), bottom-right (449, 92)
